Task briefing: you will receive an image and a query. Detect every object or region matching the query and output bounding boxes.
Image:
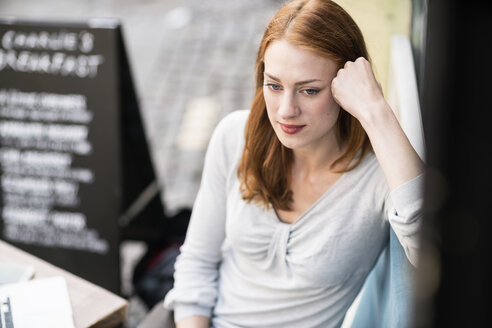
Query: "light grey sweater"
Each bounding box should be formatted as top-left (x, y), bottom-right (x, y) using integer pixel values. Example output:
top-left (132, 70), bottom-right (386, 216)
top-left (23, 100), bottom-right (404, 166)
top-left (164, 109), bottom-right (423, 328)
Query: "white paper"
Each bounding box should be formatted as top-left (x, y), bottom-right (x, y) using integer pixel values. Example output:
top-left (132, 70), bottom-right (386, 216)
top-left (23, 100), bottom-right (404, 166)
top-left (0, 263), bottom-right (35, 285)
top-left (0, 276), bottom-right (75, 328)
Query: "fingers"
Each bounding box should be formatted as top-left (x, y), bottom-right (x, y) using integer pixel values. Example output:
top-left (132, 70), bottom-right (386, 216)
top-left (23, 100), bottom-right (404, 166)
top-left (335, 57), bottom-right (380, 91)
top-left (330, 57), bottom-right (384, 116)
top-left (341, 57), bottom-right (371, 75)
top-left (343, 56), bottom-right (369, 68)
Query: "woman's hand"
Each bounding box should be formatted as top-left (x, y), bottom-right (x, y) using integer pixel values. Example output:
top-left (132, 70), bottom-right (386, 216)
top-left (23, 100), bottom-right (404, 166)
top-left (331, 57), bottom-right (386, 123)
top-left (176, 315), bottom-right (210, 328)
top-left (331, 57), bottom-right (424, 191)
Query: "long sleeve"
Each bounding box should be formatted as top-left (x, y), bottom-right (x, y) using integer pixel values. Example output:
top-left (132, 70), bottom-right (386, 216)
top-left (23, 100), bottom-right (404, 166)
top-left (163, 110), bottom-right (247, 322)
top-left (386, 173), bottom-right (424, 267)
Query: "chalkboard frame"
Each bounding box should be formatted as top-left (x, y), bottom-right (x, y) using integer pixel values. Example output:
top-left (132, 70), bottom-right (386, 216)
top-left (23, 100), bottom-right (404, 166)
top-left (0, 16), bottom-right (166, 294)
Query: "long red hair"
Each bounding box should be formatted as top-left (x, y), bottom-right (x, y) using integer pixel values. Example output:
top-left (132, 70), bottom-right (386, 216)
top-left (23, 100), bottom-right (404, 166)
top-left (238, 0), bottom-right (371, 210)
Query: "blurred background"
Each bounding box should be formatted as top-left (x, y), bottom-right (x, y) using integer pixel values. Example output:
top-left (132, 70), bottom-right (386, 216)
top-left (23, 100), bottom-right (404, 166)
top-left (0, 0), bottom-right (412, 212)
top-left (0, 0), bottom-right (417, 327)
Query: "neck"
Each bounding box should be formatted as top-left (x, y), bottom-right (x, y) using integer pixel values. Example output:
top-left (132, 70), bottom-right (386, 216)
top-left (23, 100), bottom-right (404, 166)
top-left (292, 140), bottom-right (346, 175)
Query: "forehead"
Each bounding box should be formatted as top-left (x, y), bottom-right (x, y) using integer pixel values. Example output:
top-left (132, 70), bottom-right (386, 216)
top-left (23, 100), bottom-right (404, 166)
top-left (263, 39), bottom-right (338, 80)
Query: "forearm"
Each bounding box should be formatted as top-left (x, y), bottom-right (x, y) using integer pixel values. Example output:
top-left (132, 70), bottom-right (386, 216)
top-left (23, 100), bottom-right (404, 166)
top-left (359, 101), bottom-right (424, 191)
top-left (331, 57), bottom-right (424, 189)
top-left (176, 315), bottom-right (210, 328)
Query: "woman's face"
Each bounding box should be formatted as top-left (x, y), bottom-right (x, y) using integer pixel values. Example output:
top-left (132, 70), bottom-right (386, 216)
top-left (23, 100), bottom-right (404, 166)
top-left (263, 39), bottom-right (341, 152)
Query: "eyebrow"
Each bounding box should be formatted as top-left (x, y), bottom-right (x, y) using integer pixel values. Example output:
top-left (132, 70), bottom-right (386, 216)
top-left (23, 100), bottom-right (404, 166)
top-left (263, 72), bottom-right (323, 86)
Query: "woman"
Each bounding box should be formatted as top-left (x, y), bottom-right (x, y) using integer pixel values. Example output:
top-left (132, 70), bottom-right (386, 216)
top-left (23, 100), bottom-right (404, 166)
top-left (164, 0), bottom-right (424, 327)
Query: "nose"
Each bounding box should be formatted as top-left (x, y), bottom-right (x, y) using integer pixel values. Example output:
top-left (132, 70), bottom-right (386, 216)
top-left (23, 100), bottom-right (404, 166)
top-left (278, 92), bottom-right (299, 119)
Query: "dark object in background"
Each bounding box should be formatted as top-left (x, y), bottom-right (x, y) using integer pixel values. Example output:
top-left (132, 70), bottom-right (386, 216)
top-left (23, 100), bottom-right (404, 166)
top-left (414, 0), bottom-right (492, 326)
top-left (132, 208), bottom-right (191, 309)
top-left (0, 18), bottom-right (144, 295)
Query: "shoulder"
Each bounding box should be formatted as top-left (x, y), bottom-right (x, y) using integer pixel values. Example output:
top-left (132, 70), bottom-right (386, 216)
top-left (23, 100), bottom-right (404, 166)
top-left (213, 109), bottom-right (249, 138)
top-left (205, 109), bottom-right (249, 169)
top-left (209, 109), bottom-right (249, 153)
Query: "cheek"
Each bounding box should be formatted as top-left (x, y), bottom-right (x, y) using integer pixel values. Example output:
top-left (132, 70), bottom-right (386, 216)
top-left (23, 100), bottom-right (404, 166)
top-left (326, 105), bottom-right (341, 126)
top-left (263, 90), bottom-right (276, 109)
top-left (327, 101), bottom-right (340, 117)
top-left (311, 95), bottom-right (340, 119)
top-left (263, 92), bottom-right (277, 120)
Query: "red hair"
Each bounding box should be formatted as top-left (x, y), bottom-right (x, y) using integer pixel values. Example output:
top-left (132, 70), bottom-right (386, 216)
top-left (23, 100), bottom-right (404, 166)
top-left (238, 0), bottom-right (371, 210)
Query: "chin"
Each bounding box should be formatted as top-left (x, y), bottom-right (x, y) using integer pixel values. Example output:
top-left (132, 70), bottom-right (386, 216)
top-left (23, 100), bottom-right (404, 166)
top-left (276, 135), bottom-right (305, 150)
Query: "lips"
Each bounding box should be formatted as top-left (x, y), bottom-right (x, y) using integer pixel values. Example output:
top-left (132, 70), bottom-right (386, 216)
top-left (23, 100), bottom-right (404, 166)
top-left (279, 123), bottom-right (305, 135)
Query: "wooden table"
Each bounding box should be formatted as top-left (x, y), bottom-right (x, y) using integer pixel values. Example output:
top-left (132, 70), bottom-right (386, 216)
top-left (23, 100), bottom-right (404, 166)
top-left (0, 240), bottom-right (128, 328)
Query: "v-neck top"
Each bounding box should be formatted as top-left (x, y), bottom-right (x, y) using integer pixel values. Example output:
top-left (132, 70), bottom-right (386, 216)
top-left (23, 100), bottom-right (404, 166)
top-left (164, 110), bottom-right (424, 328)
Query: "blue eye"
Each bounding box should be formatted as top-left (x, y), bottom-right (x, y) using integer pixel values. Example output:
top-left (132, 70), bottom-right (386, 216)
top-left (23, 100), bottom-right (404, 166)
top-left (265, 83), bottom-right (281, 91)
top-left (303, 88), bottom-right (320, 95)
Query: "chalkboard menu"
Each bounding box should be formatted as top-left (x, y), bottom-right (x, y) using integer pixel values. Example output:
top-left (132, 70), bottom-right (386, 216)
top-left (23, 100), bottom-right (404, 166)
top-left (0, 18), bottom-right (161, 294)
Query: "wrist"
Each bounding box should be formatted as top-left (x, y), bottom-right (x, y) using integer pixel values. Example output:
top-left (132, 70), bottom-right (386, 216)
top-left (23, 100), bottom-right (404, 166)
top-left (358, 100), bottom-right (397, 133)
